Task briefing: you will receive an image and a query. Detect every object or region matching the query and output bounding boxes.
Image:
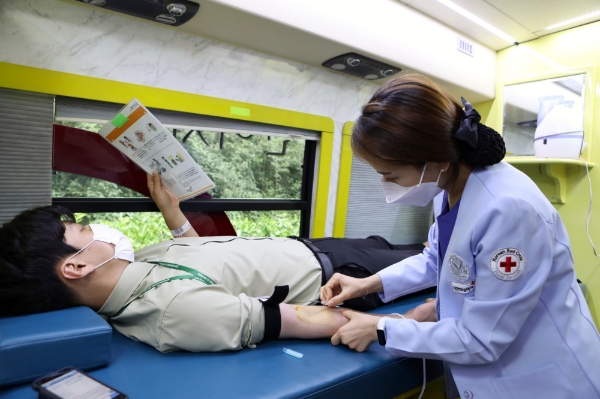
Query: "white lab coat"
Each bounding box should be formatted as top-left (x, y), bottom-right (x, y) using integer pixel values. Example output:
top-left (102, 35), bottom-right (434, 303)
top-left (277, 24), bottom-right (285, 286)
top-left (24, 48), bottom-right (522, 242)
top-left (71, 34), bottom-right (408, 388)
top-left (378, 161), bottom-right (600, 399)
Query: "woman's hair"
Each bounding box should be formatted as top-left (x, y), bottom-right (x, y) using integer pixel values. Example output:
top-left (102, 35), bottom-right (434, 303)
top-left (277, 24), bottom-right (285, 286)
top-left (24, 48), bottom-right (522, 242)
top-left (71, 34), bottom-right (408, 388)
top-left (352, 73), bottom-right (505, 172)
top-left (0, 206), bottom-right (81, 316)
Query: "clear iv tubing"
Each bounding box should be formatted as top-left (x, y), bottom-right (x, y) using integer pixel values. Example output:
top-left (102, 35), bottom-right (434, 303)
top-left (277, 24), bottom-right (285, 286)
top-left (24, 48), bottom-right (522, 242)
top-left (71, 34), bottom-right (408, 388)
top-left (391, 313), bottom-right (426, 399)
top-left (579, 158), bottom-right (600, 258)
top-left (417, 355), bottom-right (426, 399)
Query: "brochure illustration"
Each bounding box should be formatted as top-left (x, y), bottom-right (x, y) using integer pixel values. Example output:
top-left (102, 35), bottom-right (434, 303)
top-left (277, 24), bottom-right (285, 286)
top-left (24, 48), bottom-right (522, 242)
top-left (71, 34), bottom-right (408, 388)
top-left (99, 99), bottom-right (215, 201)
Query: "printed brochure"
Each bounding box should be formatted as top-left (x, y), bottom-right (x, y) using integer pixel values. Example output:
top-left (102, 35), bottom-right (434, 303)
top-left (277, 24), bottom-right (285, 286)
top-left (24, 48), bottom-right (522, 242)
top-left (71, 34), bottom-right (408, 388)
top-left (99, 99), bottom-right (215, 200)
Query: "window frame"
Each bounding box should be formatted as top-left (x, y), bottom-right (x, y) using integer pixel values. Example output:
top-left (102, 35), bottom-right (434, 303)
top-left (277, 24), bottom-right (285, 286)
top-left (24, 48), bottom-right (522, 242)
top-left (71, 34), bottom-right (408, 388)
top-left (53, 136), bottom-right (317, 237)
top-left (0, 62), bottom-right (334, 237)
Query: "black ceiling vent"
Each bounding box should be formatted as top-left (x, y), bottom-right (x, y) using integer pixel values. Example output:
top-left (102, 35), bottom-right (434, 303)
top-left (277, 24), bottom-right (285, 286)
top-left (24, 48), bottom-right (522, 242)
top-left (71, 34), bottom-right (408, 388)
top-left (322, 53), bottom-right (401, 80)
top-left (77, 0), bottom-right (200, 26)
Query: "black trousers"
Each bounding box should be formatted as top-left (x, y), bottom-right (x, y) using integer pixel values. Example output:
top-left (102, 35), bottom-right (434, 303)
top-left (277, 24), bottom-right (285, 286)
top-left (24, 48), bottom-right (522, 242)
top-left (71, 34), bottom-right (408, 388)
top-left (304, 236), bottom-right (425, 311)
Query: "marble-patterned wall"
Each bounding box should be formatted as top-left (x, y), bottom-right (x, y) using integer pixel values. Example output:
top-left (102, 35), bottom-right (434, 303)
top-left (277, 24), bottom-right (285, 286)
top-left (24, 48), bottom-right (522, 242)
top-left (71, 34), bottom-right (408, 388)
top-left (0, 0), bottom-right (380, 235)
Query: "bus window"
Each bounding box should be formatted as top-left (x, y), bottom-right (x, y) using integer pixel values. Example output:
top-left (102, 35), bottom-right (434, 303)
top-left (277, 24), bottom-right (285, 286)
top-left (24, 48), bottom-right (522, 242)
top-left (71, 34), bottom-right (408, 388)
top-left (53, 99), bottom-right (318, 239)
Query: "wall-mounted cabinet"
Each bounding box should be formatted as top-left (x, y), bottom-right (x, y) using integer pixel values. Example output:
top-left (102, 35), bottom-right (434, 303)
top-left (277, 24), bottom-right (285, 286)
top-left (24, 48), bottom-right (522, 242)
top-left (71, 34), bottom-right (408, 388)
top-left (503, 74), bottom-right (587, 157)
top-left (499, 66), bottom-right (596, 204)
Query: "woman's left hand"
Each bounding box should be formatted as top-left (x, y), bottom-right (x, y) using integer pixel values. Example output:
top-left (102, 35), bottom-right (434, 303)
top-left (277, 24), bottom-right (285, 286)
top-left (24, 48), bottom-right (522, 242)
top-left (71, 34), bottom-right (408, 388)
top-left (331, 310), bottom-right (380, 352)
top-left (147, 172), bottom-right (179, 213)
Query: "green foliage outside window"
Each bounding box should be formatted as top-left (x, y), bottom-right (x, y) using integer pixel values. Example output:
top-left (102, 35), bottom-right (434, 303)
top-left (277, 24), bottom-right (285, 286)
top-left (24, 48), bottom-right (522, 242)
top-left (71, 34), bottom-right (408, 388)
top-left (226, 211), bottom-right (301, 238)
top-left (73, 211), bottom-right (301, 251)
top-left (177, 129), bottom-right (304, 200)
top-left (76, 212), bottom-right (171, 250)
top-left (54, 121), bottom-right (305, 248)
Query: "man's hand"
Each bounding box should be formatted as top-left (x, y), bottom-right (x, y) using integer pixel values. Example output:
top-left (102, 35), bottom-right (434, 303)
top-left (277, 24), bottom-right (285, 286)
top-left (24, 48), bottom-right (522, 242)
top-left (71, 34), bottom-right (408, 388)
top-left (331, 310), bottom-right (380, 352)
top-left (147, 172), bottom-right (199, 237)
top-left (320, 273), bottom-right (382, 308)
top-left (147, 172), bottom-right (179, 213)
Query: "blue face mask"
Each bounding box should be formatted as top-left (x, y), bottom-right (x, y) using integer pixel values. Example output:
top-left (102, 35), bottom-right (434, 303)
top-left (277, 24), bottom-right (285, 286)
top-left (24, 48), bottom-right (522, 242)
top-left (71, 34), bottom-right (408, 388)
top-left (65, 224), bottom-right (135, 269)
top-left (381, 164), bottom-right (443, 207)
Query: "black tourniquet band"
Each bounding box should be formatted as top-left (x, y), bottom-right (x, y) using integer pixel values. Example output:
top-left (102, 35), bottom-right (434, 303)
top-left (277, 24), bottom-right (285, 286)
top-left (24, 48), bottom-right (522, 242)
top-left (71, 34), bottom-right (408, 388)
top-left (260, 285), bottom-right (289, 341)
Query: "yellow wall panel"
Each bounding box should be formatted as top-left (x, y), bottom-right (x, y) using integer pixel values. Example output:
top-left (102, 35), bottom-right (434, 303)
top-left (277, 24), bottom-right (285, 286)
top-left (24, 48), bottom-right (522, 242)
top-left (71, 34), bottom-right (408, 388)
top-left (489, 22), bottom-right (600, 326)
top-left (312, 131), bottom-right (334, 238)
top-left (333, 122), bottom-right (354, 237)
top-left (472, 100), bottom-right (495, 126)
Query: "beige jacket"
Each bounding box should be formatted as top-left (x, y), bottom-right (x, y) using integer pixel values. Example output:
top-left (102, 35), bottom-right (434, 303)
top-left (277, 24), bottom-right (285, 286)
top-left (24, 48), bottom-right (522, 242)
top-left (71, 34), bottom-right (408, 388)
top-left (97, 237), bottom-right (322, 352)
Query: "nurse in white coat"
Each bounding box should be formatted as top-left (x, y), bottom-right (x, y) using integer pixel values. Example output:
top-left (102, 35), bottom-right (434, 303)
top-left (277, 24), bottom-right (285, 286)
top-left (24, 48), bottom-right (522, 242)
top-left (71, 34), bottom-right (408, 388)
top-left (321, 73), bottom-right (600, 399)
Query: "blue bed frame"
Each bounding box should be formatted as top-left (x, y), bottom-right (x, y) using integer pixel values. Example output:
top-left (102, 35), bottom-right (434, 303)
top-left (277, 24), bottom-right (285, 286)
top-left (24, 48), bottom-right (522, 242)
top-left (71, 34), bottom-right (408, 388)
top-left (1, 291), bottom-right (443, 399)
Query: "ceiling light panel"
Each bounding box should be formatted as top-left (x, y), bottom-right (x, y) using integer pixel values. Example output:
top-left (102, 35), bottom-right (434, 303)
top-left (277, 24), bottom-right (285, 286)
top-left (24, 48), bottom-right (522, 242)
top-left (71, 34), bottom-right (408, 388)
top-left (484, 0), bottom-right (600, 33)
top-left (398, 0), bottom-right (535, 50)
top-left (545, 10), bottom-right (600, 30)
top-left (435, 0), bottom-right (516, 43)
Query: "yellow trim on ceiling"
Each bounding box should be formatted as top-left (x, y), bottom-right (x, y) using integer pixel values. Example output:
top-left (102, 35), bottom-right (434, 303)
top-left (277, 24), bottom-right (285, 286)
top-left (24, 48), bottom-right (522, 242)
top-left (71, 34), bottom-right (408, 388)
top-left (332, 122), bottom-right (354, 238)
top-left (0, 62), bottom-right (334, 133)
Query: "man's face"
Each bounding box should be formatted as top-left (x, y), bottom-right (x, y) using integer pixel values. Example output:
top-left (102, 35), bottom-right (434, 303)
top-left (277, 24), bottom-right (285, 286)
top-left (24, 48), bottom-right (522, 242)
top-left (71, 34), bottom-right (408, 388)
top-left (62, 223), bottom-right (116, 267)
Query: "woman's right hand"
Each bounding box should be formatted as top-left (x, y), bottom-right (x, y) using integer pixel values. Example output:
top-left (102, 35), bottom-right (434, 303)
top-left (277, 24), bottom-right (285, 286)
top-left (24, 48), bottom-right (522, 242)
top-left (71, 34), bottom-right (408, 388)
top-left (320, 273), bottom-right (382, 308)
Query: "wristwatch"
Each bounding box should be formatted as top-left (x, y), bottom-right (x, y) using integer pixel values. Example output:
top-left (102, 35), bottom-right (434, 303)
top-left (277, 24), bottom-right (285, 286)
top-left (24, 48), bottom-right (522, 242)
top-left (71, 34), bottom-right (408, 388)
top-left (377, 317), bottom-right (389, 346)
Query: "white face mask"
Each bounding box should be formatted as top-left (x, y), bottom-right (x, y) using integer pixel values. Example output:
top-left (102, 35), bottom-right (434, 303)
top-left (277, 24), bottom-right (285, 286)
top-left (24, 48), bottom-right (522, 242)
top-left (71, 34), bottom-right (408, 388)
top-left (381, 164), bottom-right (443, 207)
top-left (66, 224), bottom-right (135, 270)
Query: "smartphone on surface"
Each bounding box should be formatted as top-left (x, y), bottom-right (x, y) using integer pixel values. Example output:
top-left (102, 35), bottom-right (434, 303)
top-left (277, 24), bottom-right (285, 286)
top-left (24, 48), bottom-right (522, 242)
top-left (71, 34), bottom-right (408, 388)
top-left (32, 367), bottom-right (128, 399)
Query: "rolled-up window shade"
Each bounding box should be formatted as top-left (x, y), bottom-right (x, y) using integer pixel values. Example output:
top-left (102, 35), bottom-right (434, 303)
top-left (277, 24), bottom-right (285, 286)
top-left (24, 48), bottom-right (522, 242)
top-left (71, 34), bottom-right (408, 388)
top-left (344, 156), bottom-right (432, 245)
top-left (54, 96), bottom-right (320, 140)
top-left (0, 88), bottom-right (54, 224)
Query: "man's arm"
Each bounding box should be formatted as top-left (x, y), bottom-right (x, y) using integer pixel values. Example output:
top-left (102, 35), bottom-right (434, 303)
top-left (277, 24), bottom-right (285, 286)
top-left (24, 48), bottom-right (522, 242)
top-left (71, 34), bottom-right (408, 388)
top-left (402, 297), bottom-right (437, 322)
top-left (137, 287), bottom-right (436, 352)
top-left (279, 299), bottom-right (437, 340)
top-left (146, 172), bottom-right (199, 237)
top-left (279, 305), bottom-right (349, 339)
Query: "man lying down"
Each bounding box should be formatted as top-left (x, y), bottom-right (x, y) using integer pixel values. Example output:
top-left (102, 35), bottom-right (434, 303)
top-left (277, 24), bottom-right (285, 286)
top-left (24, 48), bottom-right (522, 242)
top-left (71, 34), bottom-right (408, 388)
top-left (0, 173), bottom-right (436, 353)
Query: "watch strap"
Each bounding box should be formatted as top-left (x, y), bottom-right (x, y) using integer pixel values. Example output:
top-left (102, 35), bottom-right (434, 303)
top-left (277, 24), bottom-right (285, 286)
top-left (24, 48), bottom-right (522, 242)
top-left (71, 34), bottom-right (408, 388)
top-left (377, 317), bottom-right (388, 346)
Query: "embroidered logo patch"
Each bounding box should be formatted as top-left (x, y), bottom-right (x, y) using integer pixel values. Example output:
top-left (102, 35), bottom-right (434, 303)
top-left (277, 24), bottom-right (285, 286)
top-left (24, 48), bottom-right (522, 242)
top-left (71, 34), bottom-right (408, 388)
top-left (489, 248), bottom-right (525, 281)
top-left (451, 279), bottom-right (476, 294)
top-left (448, 253), bottom-right (469, 281)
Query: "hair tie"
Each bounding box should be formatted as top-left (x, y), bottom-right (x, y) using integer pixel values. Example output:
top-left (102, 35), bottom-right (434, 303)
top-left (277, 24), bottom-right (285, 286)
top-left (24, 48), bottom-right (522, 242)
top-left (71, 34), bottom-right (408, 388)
top-left (455, 97), bottom-right (481, 149)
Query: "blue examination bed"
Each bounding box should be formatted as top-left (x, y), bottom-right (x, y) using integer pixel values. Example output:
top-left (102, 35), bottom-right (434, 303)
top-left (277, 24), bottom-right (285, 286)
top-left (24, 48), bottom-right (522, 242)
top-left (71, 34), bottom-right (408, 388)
top-left (1, 290), bottom-right (443, 399)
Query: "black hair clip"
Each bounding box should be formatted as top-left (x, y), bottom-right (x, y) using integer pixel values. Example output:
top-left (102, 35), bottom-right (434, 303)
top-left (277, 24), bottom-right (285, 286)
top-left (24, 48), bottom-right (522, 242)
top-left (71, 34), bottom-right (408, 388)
top-left (454, 97), bottom-right (481, 149)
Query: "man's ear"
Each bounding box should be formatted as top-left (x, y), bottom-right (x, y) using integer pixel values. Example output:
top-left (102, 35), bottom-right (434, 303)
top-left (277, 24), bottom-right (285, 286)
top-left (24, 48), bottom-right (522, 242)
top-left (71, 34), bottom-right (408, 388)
top-left (60, 258), bottom-right (95, 280)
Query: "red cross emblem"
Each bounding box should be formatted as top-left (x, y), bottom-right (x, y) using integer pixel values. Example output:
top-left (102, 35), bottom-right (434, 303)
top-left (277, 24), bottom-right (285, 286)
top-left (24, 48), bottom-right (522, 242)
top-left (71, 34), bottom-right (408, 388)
top-left (490, 248), bottom-right (526, 281)
top-left (500, 257), bottom-right (517, 273)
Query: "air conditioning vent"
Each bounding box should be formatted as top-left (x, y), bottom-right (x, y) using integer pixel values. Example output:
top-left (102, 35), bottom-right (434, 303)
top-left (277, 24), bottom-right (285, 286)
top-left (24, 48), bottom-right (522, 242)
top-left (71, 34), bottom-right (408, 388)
top-left (76, 0), bottom-right (199, 27)
top-left (156, 14), bottom-right (177, 24)
top-left (457, 37), bottom-right (474, 57)
top-left (322, 53), bottom-right (401, 81)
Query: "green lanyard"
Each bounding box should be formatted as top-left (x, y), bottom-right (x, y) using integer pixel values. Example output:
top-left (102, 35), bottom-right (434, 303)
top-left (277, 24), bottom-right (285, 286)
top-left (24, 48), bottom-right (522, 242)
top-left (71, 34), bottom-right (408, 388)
top-left (113, 261), bottom-right (215, 317)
